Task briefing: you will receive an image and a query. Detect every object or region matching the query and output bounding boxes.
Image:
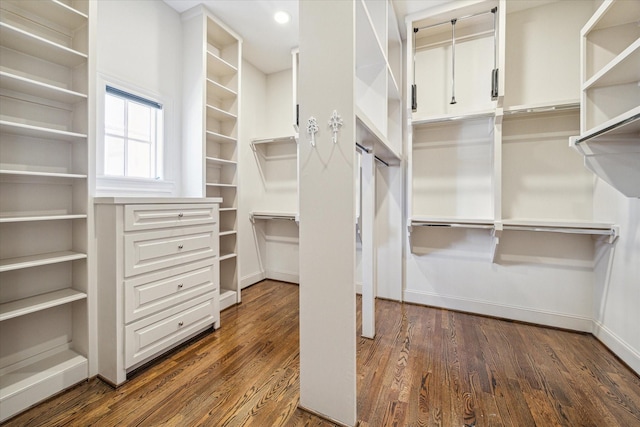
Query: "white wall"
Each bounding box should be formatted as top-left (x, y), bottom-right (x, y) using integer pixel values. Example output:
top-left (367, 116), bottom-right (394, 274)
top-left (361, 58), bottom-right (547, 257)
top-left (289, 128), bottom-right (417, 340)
top-left (96, 0), bottom-right (183, 195)
top-left (239, 60), bottom-right (267, 288)
top-left (593, 182), bottom-right (640, 374)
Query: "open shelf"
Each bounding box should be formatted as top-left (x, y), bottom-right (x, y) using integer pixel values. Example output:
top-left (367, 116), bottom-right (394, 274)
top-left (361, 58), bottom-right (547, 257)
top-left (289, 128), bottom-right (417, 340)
top-left (582, 0), bottom-right (640, 33)
top-left (219, 253), bottom-right (237, 262)
top-left (412, 109), bottom-right (495, 127)
top-left (0, 22), bottom-right (87, 67)
top-left (2, 0), bottom-right (88, 31)
top-left (356, 108), bottom-right (400, 166)
top-left (409, 216), bottom-right (494, 229)
top-left (0, 214), bottom-right (86, 223)
top-left (0, 251), bottom-right (86, 273)
top-left (250, 211), bottom-right (298, 222)
top-left (205, 157), bottom-right (236, 167)
top-left (0, 72), bottom-right (87, 105)
top-left (499, 218), bottom-right (618, 237)
top-left (0, 348), bottom-right (87, 421)
top-left (0, 121), bottom-right (87, 142)
top-left (0, 170), bottom-right (87, 180)
top-left (206, 130), bottom-right (236, 144)
top-left (250, 135), bottom-right (297, 148)
top-left (575, 107), bottom-right (640, 144)
top-left (206, 104), bottom-right (237, 122)
top-left (206, 77), bottom-right (236, 100)
top-left (0, 288), bottom-right (87, 322)
top-left (207, 51), bottom-right (237, 77)
top-left (584, 39), bottom-right (640, 90)
top-left (504, 100), bottom-right (580, 116)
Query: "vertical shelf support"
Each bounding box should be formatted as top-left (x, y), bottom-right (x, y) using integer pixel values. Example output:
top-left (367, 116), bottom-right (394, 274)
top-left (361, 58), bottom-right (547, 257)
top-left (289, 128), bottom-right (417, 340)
top-left (361, 151), bottom-right (376, 339)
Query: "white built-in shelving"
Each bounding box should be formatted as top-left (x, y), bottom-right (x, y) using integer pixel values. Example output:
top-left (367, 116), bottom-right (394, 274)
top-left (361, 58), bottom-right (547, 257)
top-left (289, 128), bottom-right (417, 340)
top-left (407, 0), bottom-right (618, 262)
top-left (0, 0), bottom-right (91, 421)
top-left (571, 0), bottom-right (640, 198)
top-left (182, 5), bottom-right (241, 310)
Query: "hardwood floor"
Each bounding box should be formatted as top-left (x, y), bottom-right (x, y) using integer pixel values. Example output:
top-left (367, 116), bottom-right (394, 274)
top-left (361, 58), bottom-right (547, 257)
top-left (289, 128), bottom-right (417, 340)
top-left (4, 280), bottom-right (640, 426)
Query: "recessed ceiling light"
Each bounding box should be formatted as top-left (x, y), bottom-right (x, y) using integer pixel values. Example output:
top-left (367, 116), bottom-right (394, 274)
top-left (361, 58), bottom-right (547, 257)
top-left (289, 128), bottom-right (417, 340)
top-left (274, 11), bottom-right (290, 24)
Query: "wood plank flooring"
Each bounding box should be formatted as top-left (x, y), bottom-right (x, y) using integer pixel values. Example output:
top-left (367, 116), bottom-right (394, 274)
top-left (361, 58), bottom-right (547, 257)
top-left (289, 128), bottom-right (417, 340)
top-left (4, 280), bottom-right (639, 426)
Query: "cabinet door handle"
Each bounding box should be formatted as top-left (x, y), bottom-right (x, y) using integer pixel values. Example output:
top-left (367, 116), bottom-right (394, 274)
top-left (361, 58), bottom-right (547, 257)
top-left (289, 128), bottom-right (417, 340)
top-left (178, 321), bottom-right (184, 327)
top-left (178, 212), bottom-right (184, 218)
top-left (178, 244), bottom-right (184, 249)
top-left (178, 283), bottom-right (184, 289)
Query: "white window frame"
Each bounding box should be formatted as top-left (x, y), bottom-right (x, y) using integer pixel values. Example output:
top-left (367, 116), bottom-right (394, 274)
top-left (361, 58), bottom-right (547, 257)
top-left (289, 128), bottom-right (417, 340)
top-left (95, 75), bottom-right (175, 196)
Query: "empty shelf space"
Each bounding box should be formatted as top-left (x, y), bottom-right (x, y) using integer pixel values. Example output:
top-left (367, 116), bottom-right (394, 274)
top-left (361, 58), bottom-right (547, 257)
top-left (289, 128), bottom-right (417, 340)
top-left (205, 157), bottom-right (236, 166)
top-left (206, 78), bottom-right (236, 100)
top-left (412, 109), bottom-right (496, 127)
top-left (2, 0), bottom-right (88, 31)
top-left (206, 130), bottom-right (236, 144)
top-left (219, 253), bottom-right (237, 262)
top-left (206, 104), bottom-right (237, 122)
top-left (0, 348), bottom-right (87, 419)
top-left (207, 51), bottom-right (237, 76)
top-left (0, 120), bottom-right (87, 142)
top-left (0, 213), bottom-right (87, 223)
top-left (575, 107), bottom-right (640, 143)
top-left (0, 251), bottom-right (87, 272)
top-left (0, 22), bottom-right (87, 67)
top-left (0, 72), bottom-right (87, 104)
top-left (582, 0), bottom-right (640, 33)
top-left (584, 39), bottom-right (640, 90)
top-left (0, 288), bottom-right (87, 322)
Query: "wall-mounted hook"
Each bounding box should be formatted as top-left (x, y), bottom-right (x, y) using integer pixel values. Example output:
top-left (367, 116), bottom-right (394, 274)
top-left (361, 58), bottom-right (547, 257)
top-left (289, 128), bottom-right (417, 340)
top-left (307, 116), bottom-right (318, 147)
top-left (328, 110), bottom-right (343, 144)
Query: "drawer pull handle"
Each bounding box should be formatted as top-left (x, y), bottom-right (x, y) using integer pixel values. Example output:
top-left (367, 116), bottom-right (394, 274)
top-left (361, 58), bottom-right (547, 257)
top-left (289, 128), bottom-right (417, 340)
top-left (178, 283), bottom-right (184, 289)
top-left (178, 321), bottom-right (184, 327)
top-left (178, 213), bottom-right (184, 218)
top-left (178, 244), bottom-right (184, 249)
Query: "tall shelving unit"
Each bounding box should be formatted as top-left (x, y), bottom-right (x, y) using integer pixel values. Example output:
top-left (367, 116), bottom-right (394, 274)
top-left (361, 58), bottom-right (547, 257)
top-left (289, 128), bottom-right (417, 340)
top-left (183, 5), bottom-right (241, 310)
top-left (407, 0), bottom-right (618, 262)
top-left (0, 0), bottom-right (91, 420)
top-left (571, 0), bottom-right (640, 198)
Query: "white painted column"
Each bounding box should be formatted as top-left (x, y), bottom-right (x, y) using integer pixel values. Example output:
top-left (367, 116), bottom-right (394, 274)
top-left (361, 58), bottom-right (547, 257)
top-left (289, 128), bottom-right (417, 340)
top-left (361, 151), bottom-right (376, 339)
top-left (298, 1), bottom-right (357, 426)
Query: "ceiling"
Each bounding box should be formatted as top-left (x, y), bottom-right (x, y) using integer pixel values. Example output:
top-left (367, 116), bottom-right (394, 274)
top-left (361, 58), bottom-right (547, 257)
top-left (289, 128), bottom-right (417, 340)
top-left (163, 0), bottom-right (450, 75)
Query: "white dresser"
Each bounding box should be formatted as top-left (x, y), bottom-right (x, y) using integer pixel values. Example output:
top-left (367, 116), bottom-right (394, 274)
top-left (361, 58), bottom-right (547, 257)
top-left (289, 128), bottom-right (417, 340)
top-left (94, 198), bottom-right (221, 386)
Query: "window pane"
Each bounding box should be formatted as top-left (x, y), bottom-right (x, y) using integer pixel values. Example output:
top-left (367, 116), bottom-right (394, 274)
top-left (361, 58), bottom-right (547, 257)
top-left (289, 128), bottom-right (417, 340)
top-left (128, 141), bottom-right (151, 178)
top-left (128, 102), bottom-right (152, 141)
top-left (105, 136), bottom-right (124, 176)
top-left (105, 94), bottom-right (125, 136)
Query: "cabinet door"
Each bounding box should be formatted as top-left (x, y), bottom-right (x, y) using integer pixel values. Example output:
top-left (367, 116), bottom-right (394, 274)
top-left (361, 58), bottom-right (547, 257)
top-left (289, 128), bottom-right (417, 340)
top-left (124, 204), bottom-right (218, 231)
top-left (124, 259), bottom-right (218, 323)
top-left (124, 225), bottom-right (218, 277)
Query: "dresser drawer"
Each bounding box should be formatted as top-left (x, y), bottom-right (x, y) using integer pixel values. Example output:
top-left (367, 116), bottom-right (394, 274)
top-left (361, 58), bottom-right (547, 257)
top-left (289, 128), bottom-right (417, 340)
top-left (124, 204), bottom-right (218, 231)
top-left (125, 294), bottom-right (217, 369)
top-left (124, 259), bottom-right (218, 323)
top-left (124, 225), bottom-right (218, 277)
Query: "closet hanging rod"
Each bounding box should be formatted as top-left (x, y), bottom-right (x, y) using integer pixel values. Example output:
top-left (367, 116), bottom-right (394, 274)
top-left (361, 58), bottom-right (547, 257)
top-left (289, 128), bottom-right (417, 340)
top-left (414, 8), bottom-right (495, 33)
top-left (355, 142), bottom-right (389, 167)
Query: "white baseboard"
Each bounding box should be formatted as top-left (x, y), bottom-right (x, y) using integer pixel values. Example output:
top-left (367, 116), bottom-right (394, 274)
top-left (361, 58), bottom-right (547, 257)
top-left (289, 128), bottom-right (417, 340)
top-left (240, 271), bottom-right (266, 289)
top-left (403, 289), bottom-right (593, 332)
top-left (266, 270), bottom-right (299, 284)
top-left (592, 320), bottom-right (640, 376)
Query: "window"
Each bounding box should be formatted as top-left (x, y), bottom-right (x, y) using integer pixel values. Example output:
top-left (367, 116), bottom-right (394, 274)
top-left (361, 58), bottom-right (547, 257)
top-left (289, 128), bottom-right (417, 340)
top-left (103, 85), bottom-right (163, 179)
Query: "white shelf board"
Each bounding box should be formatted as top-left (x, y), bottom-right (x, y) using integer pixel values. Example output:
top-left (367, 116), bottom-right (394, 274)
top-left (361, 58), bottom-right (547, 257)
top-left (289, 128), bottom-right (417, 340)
top-left (503, 100), bottom-right (580, 116)
top-left (206, 78), bottom-right (236, 100)
top-left (500, 219), bottom-right (618, 238)
top-left (356, 107), bottom-right (401, 165)
top-left (205, 182), bottom-right (236, 188)
top-left (0, 213), bottom-right (86, 223)
top-left (219, 253), bottom-right (237, 262)
top-left (0, 288), bottom-right (87, 322)
top-left (0, 22), bottom-right (87, 67)
top-left (412, 109), bottom-right (495, 127)
top-left (0, 120), bottom-right (87, 142)
top-left (582, 0), bottom-right (640, 34)
top-left (207, 51), bottom-right (237, 77)
top-left (205, 156), bottom-right (236, 166)
top-left (410, 216), bottom-right (494, 229)
top-left (0, 251), bottom-right (87, 272)
top-left (250, 135), bottom-right (297, 146)
top-left (0, 72), bottom-right (87, 104)
top-left (576, 106), bottom-right (640, 143)
top-left (3, 0), bottom-right (88, 31)
top-left (219, 207), bottom-right (237, 212)
top-left (219, 289), bottom-right (237, 311)
top-left (584, 39), bottom-right (640, 90)
top-left (206, 104), bottom-right (237, 122)
top-left (0, 169), bottom-right (87, 180)
top-left (206, 130), bottom-right (236, 144)
top-left (250, 211), bottom-right (298, 222)
top-left (219, 230), bottom-right (237, 237)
